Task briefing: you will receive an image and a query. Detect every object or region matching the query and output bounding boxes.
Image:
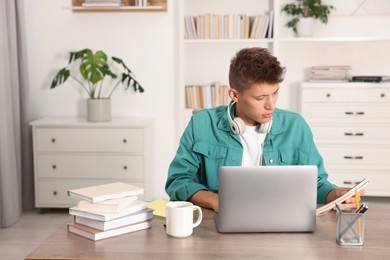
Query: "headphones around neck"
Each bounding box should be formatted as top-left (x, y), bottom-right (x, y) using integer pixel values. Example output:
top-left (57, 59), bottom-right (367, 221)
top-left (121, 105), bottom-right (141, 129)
top-left (226, 101), bottom-right (272, 135)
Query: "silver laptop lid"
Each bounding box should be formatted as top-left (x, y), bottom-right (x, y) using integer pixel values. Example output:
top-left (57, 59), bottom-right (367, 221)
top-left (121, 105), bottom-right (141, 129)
top-left (215, 166), bottom-right (317, 233)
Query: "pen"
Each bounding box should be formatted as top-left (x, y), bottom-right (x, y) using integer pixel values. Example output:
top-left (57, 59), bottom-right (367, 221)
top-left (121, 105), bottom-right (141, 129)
top-left (339, 203), bottom-right (368, 238)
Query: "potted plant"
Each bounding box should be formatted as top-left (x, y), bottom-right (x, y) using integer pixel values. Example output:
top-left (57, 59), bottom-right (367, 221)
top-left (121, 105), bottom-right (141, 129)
top-left (281, 0), bottom-right (335, 37)
top-left (50, 48), bottom-right (144, 122)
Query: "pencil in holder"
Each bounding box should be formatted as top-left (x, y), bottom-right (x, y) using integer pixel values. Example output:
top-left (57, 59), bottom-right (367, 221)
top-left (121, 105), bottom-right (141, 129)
top-left (336, 209), bottom-right (365, 246)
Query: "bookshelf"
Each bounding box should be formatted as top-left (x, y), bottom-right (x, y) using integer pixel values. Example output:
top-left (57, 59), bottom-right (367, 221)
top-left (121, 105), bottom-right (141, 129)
top-left (175, 0), bottom-right (390, 141)
top-left (175, 0), bottom-right (279, 138)
top-left (71, 0), bottom-right (167, 12)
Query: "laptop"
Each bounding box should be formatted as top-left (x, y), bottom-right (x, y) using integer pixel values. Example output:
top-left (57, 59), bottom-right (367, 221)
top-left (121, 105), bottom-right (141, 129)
top-left (215, 165), bottom-right (317, 233)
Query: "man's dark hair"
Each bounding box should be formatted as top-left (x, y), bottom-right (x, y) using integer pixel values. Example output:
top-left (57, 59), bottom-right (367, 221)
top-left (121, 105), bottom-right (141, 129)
top-left (229, 47), bottom-right (285, 92)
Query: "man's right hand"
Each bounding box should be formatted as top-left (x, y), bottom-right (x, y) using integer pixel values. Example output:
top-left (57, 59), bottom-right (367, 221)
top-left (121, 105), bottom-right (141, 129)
top-left (189, 190), bottom-right (219, 213)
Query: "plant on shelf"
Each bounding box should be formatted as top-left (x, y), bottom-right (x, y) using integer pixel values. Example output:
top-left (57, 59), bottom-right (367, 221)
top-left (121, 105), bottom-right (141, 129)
top-left (281, 0), bottom-right (335, 36)
top-left (50, 48), bottom-right (144, 99)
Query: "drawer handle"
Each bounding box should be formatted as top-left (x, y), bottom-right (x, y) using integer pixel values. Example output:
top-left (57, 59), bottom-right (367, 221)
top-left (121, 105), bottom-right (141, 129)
top-left (123, 139), bottom-right (127, 143)
top-left (326, 93), bottom-right (331, 98)
top-left (345, 112), bottom-right (365, 115)
top-left (381, 93), bottom-right (385, 98)
top-left (51, 138), bottom-right (56, 143)
top-left (343, 181), bottom-right (360, 185)
top-left (53, 190), bottom-right (58, 196)
top-left (344, 156), bottom-right (363, 160)
top-left (52, 165), bottom-right (57, 170)
top-left (344, 133), bottom-right (364, 136)
top-left (123, 166), bottom-right (128, 170)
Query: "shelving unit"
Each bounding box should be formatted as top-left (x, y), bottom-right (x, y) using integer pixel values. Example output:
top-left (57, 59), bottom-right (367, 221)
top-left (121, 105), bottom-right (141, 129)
top-left (175, 0), bottom-right (279, 137)
top-left (175, 0), bottom-right (390, 141)
top-left (71, 0), bottom-right (167, 12)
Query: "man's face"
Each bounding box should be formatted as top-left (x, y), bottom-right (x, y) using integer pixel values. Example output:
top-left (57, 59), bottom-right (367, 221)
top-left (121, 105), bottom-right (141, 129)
top-left (231, 83), bottom-right (279, 126)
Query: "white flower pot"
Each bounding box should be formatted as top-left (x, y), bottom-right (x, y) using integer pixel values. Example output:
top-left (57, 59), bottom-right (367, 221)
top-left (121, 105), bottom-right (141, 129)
top-left (297, 17), bottom-right (316, 37)
top-left (87, 99), bottom-right (111, 122)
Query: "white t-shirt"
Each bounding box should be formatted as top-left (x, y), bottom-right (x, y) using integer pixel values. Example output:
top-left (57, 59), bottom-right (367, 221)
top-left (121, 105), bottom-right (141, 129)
top-left (239, 125), bottom-right (267, 166)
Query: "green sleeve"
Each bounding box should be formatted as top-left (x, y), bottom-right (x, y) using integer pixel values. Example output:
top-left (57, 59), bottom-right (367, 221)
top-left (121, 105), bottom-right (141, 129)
top-left (165, 118), bottom-right (208, 201)
top-left (305, 128), bottom-right (338, 204)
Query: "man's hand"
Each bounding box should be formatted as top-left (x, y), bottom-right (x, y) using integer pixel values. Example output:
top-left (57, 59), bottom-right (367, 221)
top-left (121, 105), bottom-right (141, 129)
top-left (189, 190), bottom-right (219, 213)
top-left (326, 187), bottom-right (365, 207)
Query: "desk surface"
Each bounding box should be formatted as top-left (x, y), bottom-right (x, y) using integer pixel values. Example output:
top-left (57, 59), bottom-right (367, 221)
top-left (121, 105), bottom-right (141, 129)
top-left (26, 198), bottom-right (390, 260)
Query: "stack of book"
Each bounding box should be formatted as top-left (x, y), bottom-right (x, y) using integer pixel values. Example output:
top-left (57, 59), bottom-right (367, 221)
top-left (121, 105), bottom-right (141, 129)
top-left (309, 65), bottom-right (351, 82)
top-left (67, 182), bottom-right (153, 241)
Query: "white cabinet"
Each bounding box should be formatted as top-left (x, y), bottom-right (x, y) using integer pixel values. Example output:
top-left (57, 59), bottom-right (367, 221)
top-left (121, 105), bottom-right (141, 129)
top-left (301, 83), bottom-right (390, 196)
top-left (30, 117), bottom-right (154, 208)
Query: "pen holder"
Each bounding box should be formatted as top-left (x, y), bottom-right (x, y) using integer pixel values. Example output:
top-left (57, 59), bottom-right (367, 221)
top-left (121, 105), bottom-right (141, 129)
top-left (336, 210), bottom-right (365, 246)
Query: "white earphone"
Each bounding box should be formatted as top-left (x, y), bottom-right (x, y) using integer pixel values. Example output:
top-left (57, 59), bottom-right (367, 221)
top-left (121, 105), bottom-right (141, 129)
top-left (226, 101), bottom-right (272, 135)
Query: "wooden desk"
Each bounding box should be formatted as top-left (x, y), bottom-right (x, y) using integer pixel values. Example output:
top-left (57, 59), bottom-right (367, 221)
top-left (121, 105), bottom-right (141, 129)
top-left (26, 198), bottom-right (390, 259)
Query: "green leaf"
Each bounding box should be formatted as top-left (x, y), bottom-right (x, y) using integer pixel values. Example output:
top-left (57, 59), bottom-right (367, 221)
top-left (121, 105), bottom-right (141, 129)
top-left (79, 49), bottom-right (108, 84)
top-left (50, 68), bottom-right (70, 89)
top-left (112, 56), bottom-right (133, 74)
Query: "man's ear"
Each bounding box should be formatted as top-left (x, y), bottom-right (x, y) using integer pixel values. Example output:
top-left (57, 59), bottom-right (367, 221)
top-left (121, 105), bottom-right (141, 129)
top-left (228, 88), bottom-right (239, 103)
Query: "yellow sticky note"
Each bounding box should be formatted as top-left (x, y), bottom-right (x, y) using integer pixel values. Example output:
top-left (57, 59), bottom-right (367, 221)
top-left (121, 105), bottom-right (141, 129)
top-left (147, 199), bottom-right (169, 219)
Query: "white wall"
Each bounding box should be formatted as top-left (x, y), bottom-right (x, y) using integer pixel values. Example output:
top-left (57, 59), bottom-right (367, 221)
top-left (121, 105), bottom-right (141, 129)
top-left (22, 0), bottom-right (175, 199)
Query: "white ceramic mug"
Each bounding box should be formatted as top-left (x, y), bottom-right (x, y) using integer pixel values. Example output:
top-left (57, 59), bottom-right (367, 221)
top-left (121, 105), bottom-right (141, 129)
top-left (166, 201), bottom-right (203, 238)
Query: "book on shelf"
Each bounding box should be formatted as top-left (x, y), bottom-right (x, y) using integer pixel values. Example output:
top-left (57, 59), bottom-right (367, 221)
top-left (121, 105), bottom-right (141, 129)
top-left (308, 79), bottom-right (350, 83)
top-left (267, 10), bottom-right (274, 38)
top-left (184, 11), bottom-right (272, 40)
top-left (351, 76), bottom-right (390, 83)
top-left (77, 196), bottom-right (138, 213)
top-left (70, 200), bottom-right (148, 221)
top-left (309, 65), bottom-right (351, 82)
top-left (82, 1), bottom-right (124, 7)
top-left (74, 208), bottom-right (154, 231)
top-left (316, 178), bottom-right (369, 216)
top-left (67, 220), bottom-right (151, 241)
top-left (67, 182), bottom-right (144, 203)
top-left (185, 82), bottom-right (230, 110)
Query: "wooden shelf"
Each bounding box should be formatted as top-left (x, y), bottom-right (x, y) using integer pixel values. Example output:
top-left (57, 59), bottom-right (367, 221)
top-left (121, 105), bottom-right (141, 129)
top-left (71, 0), bottom-right (167, 12)
top-left (280, 37), bottom-right (390, 42)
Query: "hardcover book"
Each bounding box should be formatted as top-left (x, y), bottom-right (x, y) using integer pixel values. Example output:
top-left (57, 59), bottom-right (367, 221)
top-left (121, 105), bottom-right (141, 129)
top-left (69, 200), bottom-right (148, 221)
top-left (67, 182), bottom-right (144, 203)
top-left (77, 196), bottom-right (138, 213)
top-left (75, 208), bottom-right (153, 231)
top-left (67, 220), bottom-right (151, 241)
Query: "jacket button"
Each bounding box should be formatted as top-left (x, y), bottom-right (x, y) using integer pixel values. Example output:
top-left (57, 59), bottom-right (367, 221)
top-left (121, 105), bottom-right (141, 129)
top-left (269, 159), bottom-right (274, 164)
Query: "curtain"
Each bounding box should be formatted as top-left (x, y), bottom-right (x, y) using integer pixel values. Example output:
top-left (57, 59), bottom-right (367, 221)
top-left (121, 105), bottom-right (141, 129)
top-left (0, 0), bottom-right (34, 228)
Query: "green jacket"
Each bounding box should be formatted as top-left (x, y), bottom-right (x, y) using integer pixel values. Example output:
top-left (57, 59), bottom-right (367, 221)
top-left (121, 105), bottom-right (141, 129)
top-left (166, 105), bottom-right (337, 204)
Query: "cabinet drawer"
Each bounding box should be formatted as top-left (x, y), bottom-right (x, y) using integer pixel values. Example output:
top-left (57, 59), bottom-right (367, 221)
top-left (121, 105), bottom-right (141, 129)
top-left (36, 154), bottom-right (143, 180)
top-left (302, 104), bottom-right (390, 122)
top-left (35, 128), bottom-right (143, 153)
top-left (318, 146), bottom-right (390, 168)
top-left (327, 171), bottom-right (390, 197)
top-left (311, 126), bottom-right (390, 143)
top-left (301, 87), bottom-right (390, 103)
top-left (36, 180), bottom-right (144, 207)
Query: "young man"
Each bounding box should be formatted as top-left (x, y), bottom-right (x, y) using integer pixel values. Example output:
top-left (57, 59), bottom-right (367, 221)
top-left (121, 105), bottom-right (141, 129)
top-left (166, 47), bottom-right (360, 212)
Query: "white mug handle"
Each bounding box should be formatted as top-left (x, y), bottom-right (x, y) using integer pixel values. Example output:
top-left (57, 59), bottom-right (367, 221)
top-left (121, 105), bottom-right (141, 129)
top-left (192, 205), bottom-right (203, 228)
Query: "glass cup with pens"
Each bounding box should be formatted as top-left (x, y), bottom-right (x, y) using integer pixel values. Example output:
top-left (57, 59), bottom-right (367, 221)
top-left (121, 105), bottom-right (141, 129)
top-left (336, 190), bottom-right (368, 246)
